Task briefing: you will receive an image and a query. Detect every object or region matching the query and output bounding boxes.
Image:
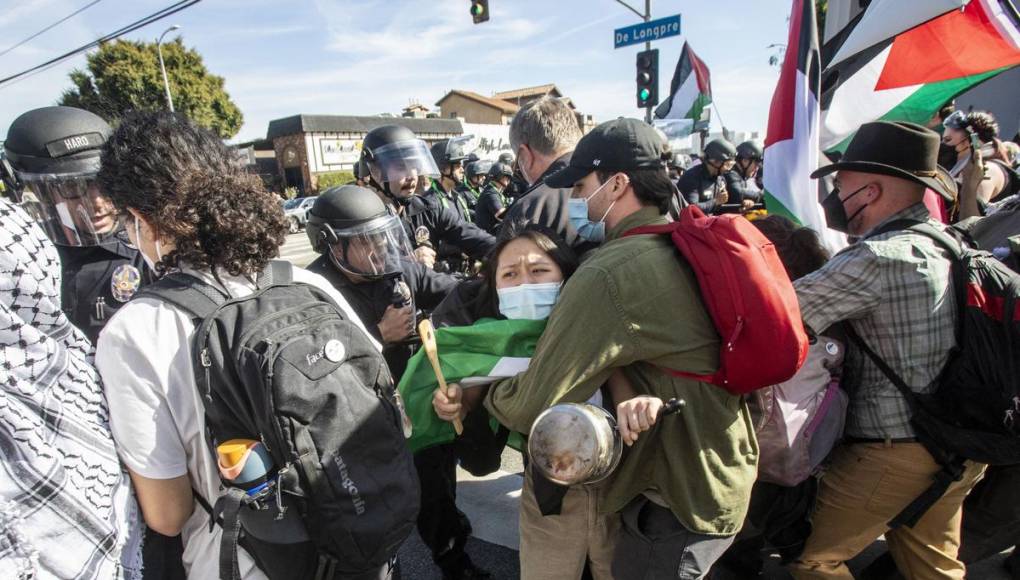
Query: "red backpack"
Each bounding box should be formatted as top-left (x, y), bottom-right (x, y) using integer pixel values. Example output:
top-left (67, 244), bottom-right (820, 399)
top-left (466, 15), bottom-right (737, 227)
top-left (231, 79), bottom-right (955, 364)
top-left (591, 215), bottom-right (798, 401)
top-left (625, 206), bottom-right (809, 395)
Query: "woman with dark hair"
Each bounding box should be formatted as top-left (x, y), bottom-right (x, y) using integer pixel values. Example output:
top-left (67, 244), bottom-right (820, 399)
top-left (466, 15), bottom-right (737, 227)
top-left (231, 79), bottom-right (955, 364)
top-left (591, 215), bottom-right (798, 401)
top-left (431, 226), bottom-right (635, 579)
top-left (943, 110), bottom-right (1017, 217)
top-left (432, 224), bottom-right (579, 327)
top-left (92, 112), bottom-right (379, 580)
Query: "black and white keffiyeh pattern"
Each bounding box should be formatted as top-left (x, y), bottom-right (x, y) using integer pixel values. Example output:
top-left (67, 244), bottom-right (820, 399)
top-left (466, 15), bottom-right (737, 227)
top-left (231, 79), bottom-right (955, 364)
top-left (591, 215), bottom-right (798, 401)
top-left (0, 199), bottom-right (142, 580)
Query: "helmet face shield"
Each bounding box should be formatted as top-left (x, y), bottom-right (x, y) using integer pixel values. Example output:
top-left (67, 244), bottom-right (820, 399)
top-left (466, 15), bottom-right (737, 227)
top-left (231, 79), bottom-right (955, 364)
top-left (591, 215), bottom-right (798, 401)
top-left (327, 214), bottom-right (413, 279)
top-left (444, 135), bottom-right (476, 163)
top-left (368, 139), bottom-right (440, 190)
top-left (17, 163), bottom-right (120, 247)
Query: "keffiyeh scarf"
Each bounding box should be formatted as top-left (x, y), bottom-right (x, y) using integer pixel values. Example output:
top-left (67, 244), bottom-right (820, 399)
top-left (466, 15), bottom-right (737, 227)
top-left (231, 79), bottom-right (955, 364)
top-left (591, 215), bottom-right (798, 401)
top-left (0, 199), bottom-right (142, 580)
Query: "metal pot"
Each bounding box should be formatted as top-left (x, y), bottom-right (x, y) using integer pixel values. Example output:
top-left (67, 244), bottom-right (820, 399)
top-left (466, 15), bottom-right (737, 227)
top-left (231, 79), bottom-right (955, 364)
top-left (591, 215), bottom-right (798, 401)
top-left (528, 403), bottom-right (622, 486)
top-left (528, 398), bottom-right (687, 486)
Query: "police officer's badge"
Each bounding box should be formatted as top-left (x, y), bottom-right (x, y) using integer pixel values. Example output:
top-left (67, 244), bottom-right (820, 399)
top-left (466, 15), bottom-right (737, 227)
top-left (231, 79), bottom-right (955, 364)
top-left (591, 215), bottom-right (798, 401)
top-left (414, 225), bottom-right (431, 246)
top-left (110, 264), bottom-right (142, 302)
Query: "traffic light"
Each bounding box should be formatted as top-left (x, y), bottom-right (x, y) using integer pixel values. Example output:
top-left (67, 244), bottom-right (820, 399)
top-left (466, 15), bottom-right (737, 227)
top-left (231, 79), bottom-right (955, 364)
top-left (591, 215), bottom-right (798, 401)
top-left (470, 0), bottom-right (489, 24)
top-left (636, 49), bottom-right (659, 108)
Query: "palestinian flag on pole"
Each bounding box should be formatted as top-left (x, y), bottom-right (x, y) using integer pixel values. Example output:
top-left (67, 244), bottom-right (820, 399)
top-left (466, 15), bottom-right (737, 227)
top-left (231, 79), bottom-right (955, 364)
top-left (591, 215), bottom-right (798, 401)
top-left (821, 0), bottom-right (1020, 153)
top-left (654, 41), bottom-right (712, 121)
top-left (763, 0), bottom-right (845, 252)
top-left (397, 318), bottom-right (544, 453)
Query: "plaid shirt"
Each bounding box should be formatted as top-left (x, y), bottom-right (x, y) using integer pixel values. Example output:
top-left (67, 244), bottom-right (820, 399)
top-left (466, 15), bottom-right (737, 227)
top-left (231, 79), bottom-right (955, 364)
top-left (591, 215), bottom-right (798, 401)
top-left (793, 203), bottom-right (957, 439)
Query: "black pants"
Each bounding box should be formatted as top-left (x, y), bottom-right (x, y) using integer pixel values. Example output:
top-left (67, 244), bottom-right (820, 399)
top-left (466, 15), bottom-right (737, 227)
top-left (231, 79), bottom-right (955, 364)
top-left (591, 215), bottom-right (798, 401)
top-left (612, 496), bottom-right (734, 580)
top-left (413, 444), bottom-right (473, 574)
top-left (142, 529), bottom-right (186, 580)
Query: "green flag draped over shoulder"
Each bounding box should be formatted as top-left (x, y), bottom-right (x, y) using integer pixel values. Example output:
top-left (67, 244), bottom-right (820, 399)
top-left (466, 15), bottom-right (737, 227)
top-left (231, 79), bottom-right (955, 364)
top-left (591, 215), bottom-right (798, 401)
top-left (398, 317), bottom-right (546, 453)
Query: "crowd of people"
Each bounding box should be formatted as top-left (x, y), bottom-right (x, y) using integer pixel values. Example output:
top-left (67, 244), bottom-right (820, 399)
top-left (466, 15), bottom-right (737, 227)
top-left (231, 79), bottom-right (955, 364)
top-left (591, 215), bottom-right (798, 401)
top-left (1, 91), bottom-right (1019, 580)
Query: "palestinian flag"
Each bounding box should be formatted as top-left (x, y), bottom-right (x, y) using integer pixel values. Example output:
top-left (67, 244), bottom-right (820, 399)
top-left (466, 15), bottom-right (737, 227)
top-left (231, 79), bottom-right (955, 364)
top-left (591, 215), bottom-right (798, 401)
top-left (397, 318), bottom-right (544, 453)
top-left (654, 41), bottom-right (712, 121)
top-left (821, 0), bottom-right (1020, 153)
top-left (764, 0), bottom-right (845, 252)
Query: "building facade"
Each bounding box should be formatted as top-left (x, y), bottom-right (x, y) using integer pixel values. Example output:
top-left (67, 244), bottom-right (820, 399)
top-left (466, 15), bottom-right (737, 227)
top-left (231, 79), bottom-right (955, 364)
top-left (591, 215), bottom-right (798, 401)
top-left (265, 115), bottom-right (463, 194)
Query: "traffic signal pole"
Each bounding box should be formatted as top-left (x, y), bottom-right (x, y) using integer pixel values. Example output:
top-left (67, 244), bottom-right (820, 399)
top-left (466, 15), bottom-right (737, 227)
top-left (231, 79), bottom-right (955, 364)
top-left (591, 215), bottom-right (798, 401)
top-left (644, 0), bottom-right (651, 123)
top-left (615, 0), bottom-right (654, 123)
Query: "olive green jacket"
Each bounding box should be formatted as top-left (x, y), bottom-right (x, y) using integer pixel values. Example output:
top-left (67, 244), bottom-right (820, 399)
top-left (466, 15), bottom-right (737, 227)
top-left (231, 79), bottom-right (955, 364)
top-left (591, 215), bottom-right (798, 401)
top-left (484, 207), bottom-right (758, 535)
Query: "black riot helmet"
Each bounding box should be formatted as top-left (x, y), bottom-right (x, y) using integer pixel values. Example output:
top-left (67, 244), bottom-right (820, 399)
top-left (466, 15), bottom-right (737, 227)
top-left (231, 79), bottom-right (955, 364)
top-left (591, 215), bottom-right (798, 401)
top-left (306, 185), bottom-right (413, 280)
top-left (2, 106), bottom-right (118, 247)
top-left (488, 162), bottom-right (514, 180)
top-left (360, 125), bottom-right (439, 203)
top-left (736, 140), bottom-right (764, 161)
top-left (498, 151), bottom-right (515, 166)
top-left (703, 138), bottom-right (737, 164)
top-left (466, 160), bottom-right (493, 180)
top-left (430, 136), bottom-right (475, 170)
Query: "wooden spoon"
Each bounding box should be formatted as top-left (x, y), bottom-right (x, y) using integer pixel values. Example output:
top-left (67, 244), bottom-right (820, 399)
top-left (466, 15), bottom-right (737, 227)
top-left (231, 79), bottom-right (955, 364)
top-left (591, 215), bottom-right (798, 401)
top-left (418, 319), bottom-right (464, 435)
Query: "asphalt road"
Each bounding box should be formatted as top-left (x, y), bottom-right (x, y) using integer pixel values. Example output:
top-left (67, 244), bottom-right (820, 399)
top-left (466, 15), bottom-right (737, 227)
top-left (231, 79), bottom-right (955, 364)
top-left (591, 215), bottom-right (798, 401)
top-left (278, 231), bottom-right (1014, 580)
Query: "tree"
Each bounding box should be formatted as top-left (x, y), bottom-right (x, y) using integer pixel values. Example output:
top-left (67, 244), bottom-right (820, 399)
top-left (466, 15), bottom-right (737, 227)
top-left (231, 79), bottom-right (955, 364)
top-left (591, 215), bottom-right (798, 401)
top-left (59, 38), bottom-right (243, 138)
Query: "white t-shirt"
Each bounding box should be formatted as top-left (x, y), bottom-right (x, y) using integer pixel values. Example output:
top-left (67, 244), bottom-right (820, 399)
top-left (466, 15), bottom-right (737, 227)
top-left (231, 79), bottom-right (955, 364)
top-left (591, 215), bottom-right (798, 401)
top-left (96, 265), bottom-right (380, 580)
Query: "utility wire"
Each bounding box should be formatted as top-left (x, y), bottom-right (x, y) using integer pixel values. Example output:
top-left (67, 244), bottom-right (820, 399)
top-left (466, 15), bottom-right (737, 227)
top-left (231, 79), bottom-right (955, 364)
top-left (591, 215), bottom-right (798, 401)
top-left (0, 0), bottom-right (107, 58)
top-left (0, 0), bottom-right (202, 89)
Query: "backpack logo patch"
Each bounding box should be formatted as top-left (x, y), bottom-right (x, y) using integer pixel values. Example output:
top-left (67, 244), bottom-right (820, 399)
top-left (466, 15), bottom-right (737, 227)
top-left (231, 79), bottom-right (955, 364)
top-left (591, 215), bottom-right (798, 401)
top-left (333, 452), bottom-right (366, 515)
top-left (306, 340), bottom-right (346, 367)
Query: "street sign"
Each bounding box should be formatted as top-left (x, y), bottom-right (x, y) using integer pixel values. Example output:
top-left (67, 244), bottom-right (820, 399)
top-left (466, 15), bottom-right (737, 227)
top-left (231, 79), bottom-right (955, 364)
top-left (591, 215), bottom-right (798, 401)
top-left (614, 14), bottom-right (681, 49)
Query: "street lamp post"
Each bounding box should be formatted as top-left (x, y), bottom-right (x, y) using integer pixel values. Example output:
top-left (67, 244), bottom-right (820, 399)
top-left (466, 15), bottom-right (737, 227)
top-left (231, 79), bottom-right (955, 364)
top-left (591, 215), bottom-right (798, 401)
top-left (157, 25), bottom-right (180, 112)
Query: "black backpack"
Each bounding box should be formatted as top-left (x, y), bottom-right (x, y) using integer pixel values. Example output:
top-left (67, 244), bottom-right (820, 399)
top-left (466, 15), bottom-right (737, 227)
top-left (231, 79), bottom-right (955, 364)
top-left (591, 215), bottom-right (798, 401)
top-left (845, 221), bottom-right (1020, 528)
top-left (136, 261), bottom-right (420, 580)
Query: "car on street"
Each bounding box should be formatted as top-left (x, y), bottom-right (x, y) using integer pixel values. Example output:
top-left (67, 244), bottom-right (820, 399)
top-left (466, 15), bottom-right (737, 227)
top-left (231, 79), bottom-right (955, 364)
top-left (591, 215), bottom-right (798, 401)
top-left (282, 196), bottom-right (317, 233)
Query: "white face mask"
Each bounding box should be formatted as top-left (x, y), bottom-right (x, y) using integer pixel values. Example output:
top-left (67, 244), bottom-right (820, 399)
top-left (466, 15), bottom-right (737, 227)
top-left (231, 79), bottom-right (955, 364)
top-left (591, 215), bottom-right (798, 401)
top-left (135, 215), bottom-right (164, 272)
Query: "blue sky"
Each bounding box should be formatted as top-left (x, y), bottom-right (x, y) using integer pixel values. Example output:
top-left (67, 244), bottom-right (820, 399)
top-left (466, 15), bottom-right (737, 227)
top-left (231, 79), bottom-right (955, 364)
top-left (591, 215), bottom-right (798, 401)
top-left (0, 0), bottom-right (793, 143)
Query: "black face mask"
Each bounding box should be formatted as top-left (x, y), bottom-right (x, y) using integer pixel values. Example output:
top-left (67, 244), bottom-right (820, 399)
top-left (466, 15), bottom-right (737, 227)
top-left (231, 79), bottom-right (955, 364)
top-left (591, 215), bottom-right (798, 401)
top-left (821, 184), bottom-right (868, 234)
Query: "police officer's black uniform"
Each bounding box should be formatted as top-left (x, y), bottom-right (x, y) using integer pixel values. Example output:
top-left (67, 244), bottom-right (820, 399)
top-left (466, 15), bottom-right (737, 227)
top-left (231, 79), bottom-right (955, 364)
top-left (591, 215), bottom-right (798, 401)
top-left (57, 233), bottom-right (148, 344)
top-left (306, 255), bottom-right (456, 377)
top-left (307, 183), bottom-right (489, 580)
top-left (402, 192), bottom-right (496, 273)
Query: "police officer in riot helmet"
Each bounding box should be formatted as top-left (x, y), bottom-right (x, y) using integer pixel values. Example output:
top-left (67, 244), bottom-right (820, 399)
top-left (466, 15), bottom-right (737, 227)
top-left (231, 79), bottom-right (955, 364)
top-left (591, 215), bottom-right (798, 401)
top-left (677, 137), bottom-right (738, 214)
top-left (459, 160), bottom-right (492, 222)
top-left (498, 150), bottom-right (527, 202)
top-left (724, 139), bottom-right (765, 210)
top-left (1, 106), bottom-right (150, 344)
top-left (429, 137), bottom-right (475, 223)
top-left (306, 184), bottom-right (487, 580)
top-left (360, 125), bottom-right (495, 274)
top-left (474, 162), bottom-right (514, 235)
top-left (305, 184), bottom-right (456, 378)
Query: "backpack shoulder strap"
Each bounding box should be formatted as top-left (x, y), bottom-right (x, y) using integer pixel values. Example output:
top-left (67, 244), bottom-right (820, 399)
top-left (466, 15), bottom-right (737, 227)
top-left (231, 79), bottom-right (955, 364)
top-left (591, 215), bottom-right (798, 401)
top-left (133, 272), bottom-right (228, 320)
top-left (256, 260), bottom-right (294, 289)
top-left (841, 323), bottom-right (919, 411)
top-left (622, 223), bottom-right (678, 238)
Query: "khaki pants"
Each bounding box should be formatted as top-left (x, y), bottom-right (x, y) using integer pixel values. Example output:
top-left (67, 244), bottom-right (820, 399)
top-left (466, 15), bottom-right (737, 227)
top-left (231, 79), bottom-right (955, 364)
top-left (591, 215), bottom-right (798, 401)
top-left (519, 468), bottom-right (621, 580)
top-left (788, 442), bottom-right (985, 580)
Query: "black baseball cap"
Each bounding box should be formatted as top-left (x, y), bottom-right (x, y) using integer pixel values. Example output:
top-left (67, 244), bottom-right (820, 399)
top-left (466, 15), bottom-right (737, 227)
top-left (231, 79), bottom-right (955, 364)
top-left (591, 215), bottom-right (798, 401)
top-left (545, 118), bottom-right (667, 188)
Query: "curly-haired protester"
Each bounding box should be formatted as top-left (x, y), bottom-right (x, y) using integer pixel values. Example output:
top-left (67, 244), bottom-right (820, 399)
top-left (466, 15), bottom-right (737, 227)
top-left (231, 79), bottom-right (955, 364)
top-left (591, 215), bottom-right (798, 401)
top-left (92, 112), bottom-right (379, 580)
top-left (0, 198), bottom-right (143, 579)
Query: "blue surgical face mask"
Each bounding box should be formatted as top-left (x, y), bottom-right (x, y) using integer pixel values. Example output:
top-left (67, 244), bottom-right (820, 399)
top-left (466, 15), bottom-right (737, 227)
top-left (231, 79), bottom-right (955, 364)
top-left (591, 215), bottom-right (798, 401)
top-left (567, 177), bottom-right (618, 244)
top-left (497, 282), bottom-right (562, 320)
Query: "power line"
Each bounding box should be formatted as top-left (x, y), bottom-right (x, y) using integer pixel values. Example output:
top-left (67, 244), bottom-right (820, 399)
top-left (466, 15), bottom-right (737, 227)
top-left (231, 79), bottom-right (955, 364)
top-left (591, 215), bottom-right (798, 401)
top-left (0, 0), bottom-right (202, 90)
top-left (0, 0), bottom-right (107, 59)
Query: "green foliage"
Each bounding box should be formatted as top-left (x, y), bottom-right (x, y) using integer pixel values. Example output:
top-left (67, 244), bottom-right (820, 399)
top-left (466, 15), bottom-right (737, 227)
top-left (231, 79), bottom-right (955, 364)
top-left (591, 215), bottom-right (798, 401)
top-left (59, 38), bottom-right (243, 138)
top-left (315, 171), bottom-right (356, 191)
top-left (283, 186), bottom-right (299, 200)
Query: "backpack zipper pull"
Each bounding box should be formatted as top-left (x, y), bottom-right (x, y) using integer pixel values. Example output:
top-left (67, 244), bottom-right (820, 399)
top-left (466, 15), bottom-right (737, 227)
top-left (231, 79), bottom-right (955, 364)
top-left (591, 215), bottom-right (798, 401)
top-left (275, 464), bottom-right (289, 520)
top-left (727, 316), bottom-right (745, 351)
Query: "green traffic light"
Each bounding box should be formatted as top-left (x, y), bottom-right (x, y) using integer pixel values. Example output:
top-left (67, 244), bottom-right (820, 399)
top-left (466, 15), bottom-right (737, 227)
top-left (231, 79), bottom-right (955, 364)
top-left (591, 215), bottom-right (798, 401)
top-left (472, 4), bottom-right (485, 15)
top-left (639, 88), bottom-right (650, 101)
